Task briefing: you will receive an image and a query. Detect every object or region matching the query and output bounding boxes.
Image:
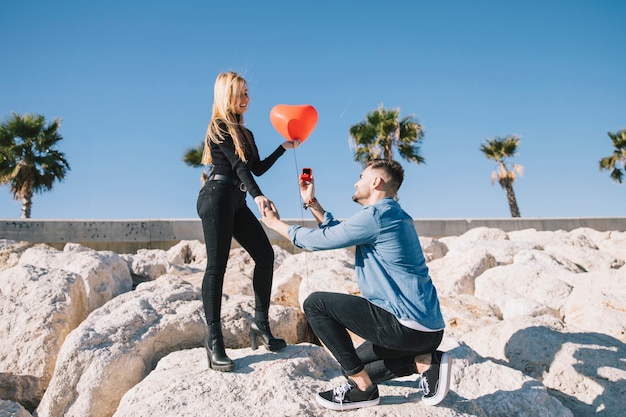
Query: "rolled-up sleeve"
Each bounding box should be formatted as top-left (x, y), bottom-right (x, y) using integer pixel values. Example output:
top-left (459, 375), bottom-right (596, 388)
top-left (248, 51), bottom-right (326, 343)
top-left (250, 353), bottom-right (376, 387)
top-left (287, 208), bottom-right (378, 251)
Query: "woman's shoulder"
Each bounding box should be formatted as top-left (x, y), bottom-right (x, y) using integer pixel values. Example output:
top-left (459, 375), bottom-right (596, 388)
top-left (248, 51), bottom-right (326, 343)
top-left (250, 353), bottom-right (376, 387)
top-left (208, 119), bottom-right (233, 142)
top-left (213, 118), bottom-right (229, 130)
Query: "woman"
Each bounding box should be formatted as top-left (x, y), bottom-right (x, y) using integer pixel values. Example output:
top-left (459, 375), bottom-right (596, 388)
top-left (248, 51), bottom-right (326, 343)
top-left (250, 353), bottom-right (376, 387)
top-left (197, 71), bottom-right (300, 372)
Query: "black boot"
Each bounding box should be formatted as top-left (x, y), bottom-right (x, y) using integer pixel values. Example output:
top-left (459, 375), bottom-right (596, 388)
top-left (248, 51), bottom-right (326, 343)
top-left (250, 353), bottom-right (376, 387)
top-left (249, 317), bottom-right (287, 352)
top-left (205, 323), bottom-right (234, 372)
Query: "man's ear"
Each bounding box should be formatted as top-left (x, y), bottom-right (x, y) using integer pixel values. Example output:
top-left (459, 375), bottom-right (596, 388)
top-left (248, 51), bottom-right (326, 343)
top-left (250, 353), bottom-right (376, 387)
top-left (371, 176), bottom-right (383, 189)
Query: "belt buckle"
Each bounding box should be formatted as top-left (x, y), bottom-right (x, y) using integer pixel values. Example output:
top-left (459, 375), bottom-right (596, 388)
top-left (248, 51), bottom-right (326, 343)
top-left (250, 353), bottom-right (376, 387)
top-left (239, 182), bottom-right (247, 192)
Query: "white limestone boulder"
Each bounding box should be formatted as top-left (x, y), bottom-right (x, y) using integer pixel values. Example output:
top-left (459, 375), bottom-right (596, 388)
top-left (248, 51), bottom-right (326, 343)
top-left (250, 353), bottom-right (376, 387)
top-left (561, 267), bottom-right (626, 342)
top-left (429, 248), bottom-right (497, 295)
top-left (0, 239), bottom-right (36, 272)
top-left (272, 248), bottom-right (356, 309)
top-left (121, 249), bottom-right (171, 282)
top-left (18, 246), bottom-right (132, 314)
top-left (35, 275), bottom-right (206, 417)
top-left (596, 230), bottom-right (626, 261)
top-left (438, 294), bottom-right (502, 340)
top-left (419, 236), bottom-right (448, 262)
top-left (34, 276), bottom-right (307, 417)
top-left (541, 231), bottom-right (623, 271)
top-left (165, 239), bottom-right (207, 265)
top-left (0, 265), bottom-right (87, 410)
top-left (438, 227), bottom-right (543, 268)
top-left (177, 244), bottom-right (292, 298)
top-left (295, 249), bottom-right (360, 309)
top-left (110, 342), bottom-right (574, 417)
top-left (218, 294), bottom-right (307, 349)
top-left (507, 228), bottom-right (569, 247)
top-left (474, 263), bottom-right (573, 320)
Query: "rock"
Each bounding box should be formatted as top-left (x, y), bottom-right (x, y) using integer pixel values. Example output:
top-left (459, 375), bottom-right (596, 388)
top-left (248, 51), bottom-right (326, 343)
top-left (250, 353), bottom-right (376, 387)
top-left (34, 276), bottom-right (307, 417)
top-left (429, 248), bottom-right (497, 295)
top-left (272, 248), bottom-right (357, 309)
top-left (111, 342), bottom-right (576, 417)
top-left (1, 225), bottom-right (625, 416)
top-left (561, 267), bottom-right (626, 341)
top-left (0, 399), bottom-right (32, 417)
top-left (18, 246), bottom-right (132, 314)
top-left (0, 240), bottom-right (36, 272)
top-left (439, 294), bottom-right (501, 340)
top-left (35, 275), bottom-right (206, 417)
top-left (474, 263), bottom-right (573, 320)
top-left (419, 236), bottom-right (448, 262)
top-left (0, 265), bottom-right (86, 411)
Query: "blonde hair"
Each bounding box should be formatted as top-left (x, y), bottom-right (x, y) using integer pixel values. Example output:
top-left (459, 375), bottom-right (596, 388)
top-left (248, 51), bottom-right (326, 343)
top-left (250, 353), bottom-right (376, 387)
top-left (201, 71), bottom-right (252, 164)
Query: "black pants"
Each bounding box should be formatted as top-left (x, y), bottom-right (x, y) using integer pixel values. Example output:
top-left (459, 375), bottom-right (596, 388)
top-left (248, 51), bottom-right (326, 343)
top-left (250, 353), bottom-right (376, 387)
top-left (197, 180), bottom-right (274, 325)
top-left (303, 291), bottom-right (443, 383)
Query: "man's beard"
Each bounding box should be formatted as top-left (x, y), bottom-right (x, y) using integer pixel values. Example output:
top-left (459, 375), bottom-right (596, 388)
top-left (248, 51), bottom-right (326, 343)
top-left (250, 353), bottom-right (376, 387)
top-left (351, 193), bottom-right (363, 204)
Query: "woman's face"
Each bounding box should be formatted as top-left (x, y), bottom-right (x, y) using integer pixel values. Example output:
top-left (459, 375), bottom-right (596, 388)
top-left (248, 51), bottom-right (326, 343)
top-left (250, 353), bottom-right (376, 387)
top-left (234, 83), bottom-right (250, 114)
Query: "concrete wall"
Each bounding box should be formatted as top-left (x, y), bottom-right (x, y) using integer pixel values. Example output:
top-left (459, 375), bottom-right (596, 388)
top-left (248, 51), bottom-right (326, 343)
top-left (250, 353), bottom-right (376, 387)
top-left (2, 217), bottom-right (625, 254)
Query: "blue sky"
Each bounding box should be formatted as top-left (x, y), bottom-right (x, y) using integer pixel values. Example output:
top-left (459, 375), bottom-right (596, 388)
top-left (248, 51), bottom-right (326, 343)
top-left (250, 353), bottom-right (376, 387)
top-left (1, 0), bottom-right (625, 220)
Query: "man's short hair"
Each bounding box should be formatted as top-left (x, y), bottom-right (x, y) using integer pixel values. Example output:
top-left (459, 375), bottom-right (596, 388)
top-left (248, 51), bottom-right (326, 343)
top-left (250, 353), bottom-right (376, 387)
top-left (367, 159), bottom-right (404, 192)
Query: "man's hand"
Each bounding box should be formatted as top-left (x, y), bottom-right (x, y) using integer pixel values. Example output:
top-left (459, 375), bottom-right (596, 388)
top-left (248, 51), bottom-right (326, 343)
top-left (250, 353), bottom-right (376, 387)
top-left (261, 205), bottom-right (290, 240)
top-left (261, 205), bottom-right (280, 227)
top-left (299, 177), bottom-right (315, 203)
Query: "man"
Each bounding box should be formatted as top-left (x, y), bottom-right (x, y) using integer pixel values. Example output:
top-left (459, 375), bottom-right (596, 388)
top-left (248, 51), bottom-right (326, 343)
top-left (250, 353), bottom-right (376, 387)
top-left (261, 159), bottom-right (451, 411)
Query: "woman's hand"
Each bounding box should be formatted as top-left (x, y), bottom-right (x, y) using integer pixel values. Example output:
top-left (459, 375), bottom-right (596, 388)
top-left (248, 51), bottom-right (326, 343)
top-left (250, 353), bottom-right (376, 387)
top-left (281, 139), bottom-right (301, 150)
top-left (254, 195), bottom-right (274, 215)
top-left (261, 204), bottom-right (280, 227)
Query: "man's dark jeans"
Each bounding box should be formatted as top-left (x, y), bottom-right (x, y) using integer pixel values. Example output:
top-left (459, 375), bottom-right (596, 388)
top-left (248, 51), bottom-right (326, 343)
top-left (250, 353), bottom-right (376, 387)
top-left (304, 291), bottom-right (443, 382)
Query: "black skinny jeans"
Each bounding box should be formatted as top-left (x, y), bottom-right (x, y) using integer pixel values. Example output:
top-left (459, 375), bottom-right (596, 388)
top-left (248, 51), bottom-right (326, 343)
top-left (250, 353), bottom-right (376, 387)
top-left (304, 291), bottom-right (443, 383)
top-left (197, 180), bottom-right (274, 325)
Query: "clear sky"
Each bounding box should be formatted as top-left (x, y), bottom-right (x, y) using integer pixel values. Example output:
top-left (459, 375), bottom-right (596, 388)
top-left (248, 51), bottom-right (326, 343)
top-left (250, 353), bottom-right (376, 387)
top-left (1, 0), bottom-right (625, 220)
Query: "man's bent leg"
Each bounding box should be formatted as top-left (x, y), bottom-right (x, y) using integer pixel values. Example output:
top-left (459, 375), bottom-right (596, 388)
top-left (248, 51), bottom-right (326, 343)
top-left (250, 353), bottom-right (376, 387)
top-left (303, 292), bottom-right (368, 375)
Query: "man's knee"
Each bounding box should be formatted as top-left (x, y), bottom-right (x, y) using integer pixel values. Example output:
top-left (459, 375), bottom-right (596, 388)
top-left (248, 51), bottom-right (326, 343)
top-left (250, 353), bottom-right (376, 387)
top-left (303, 291), bottom-right (324, 315)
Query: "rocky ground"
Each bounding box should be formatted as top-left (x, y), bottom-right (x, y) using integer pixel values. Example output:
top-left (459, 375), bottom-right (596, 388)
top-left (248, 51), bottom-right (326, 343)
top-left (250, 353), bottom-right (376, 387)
top-left (0, 226), bottom-right (625, 416)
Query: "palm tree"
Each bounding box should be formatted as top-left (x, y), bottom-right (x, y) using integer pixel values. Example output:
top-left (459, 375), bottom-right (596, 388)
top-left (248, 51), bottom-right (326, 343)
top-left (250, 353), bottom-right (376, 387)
top-left (182, 141), bottom-right (208, 183)
top-left (599, 129), bottom-right (626, 184)
top-left (480, 135), bottom-right (523, 218)
top-left (348, 104), bottom-right (425, 166)
top-left (0, 113), bottom-right (70, 219)
top-left (183, 141), bottom-right (204, 168)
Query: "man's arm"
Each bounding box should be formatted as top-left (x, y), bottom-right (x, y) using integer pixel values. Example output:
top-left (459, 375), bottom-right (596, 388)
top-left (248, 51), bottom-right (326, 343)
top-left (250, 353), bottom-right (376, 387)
top-left (299, 177), bottom-right (325, 223)
top-left (261, 176), bottom-right (328, 243)
top-left (261, 206), bottom-right (290, 240)
top-left (302, 197), bottom-right (325, 224)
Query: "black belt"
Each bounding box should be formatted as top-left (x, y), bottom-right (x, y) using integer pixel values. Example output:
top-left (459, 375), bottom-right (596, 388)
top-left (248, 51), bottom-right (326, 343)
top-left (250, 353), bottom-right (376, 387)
top-left (208, 174), bottom-right (247, 192)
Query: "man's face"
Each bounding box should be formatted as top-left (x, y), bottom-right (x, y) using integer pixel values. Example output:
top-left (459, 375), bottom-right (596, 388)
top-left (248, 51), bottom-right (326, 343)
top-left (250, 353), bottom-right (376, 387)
top-left (352, 166), bottom-right (376, 204)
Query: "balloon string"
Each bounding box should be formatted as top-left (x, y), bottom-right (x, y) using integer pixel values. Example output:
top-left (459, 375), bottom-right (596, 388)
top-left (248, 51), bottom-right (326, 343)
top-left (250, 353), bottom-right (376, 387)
top-left (290, 148), bottom-right (307, 225)
top-left (290, 148), bottom-right (312, 342)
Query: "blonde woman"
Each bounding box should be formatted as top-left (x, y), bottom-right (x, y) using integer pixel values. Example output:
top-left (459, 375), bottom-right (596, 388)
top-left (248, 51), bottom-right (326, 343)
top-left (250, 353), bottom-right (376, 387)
top-left (197, 71), bottom-right (300, 371)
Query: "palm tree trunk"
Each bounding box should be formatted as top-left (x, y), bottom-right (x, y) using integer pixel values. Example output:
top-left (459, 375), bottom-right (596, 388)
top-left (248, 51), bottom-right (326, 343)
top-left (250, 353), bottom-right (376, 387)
top-left (383, 142), bottom-right (393, 160)
top-left (504, 184), bottom-right (521, 218)
top-left (21, 189), bottom-right (33, 219)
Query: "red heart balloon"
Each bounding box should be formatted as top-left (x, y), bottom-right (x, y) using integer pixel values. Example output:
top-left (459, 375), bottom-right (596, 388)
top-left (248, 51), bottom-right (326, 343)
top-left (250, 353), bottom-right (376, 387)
top-left (270, 104), bottom-right (318, 142)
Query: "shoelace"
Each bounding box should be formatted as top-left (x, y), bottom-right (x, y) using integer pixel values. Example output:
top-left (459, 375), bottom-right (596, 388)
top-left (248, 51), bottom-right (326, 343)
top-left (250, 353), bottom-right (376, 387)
top-left (417, 375), bottom-right (430, 395)
top-left (332, 382), bottom-right (353, 403)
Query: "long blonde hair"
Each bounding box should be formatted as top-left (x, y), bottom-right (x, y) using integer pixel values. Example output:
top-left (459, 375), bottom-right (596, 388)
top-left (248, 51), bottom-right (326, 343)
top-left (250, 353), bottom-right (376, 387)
top-left (201, 71), bottom-right (252, 164)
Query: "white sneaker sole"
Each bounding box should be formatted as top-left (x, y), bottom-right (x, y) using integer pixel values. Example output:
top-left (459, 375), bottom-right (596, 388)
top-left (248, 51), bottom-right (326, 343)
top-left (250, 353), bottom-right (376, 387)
top-left (316, 394), bottom-right (380, 411)
top-left (422, 351), bottom-right (452, 406)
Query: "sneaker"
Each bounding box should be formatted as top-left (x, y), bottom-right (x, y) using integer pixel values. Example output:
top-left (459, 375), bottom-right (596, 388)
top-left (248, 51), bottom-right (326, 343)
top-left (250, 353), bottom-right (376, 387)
top-left (316, 378), bottom-right (380, 411)
top-left (419, 350), bottom-right (452, 406)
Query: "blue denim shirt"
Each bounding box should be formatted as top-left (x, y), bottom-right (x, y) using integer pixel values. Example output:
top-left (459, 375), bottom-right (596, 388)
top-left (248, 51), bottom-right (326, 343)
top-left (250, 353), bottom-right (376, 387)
top-left (288, 197), bottom-right (445, 330)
